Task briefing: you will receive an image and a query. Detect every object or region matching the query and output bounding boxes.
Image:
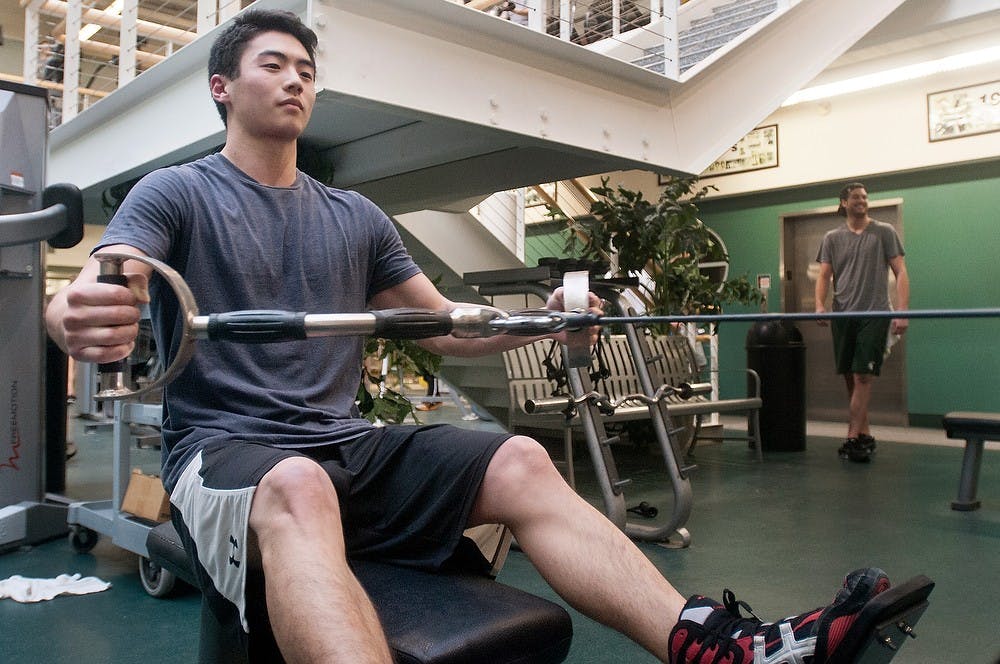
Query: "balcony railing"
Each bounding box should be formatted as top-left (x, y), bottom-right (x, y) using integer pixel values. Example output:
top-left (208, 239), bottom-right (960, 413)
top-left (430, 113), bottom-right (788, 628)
top-left (19, 0), bottom-right (681, 128)
top-left (19, 0), bottom-right (247, 126)
top-left (468, 1), bottom-right (679, 77)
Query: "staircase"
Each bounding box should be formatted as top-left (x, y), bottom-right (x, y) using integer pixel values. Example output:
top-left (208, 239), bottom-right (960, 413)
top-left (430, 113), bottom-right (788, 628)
top-left (679, 0), bottom-right (780, 72)
top-left (392, 207), bottom-right (524, 425)
top-left (631, 0), bottom-right (780, 74)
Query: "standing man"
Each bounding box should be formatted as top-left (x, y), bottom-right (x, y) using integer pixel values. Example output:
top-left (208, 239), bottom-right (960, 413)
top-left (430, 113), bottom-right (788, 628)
top-left (47, 12), bottom-right (899, 662)
top-left (815, 183), bottom-right (910, 463)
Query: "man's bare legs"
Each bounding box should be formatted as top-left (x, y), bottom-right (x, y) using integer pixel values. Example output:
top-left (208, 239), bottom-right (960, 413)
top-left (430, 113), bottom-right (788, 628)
top-left (250, 457), bottom-right (393, 663)
top-left (844, 372), bottom-right (874, 438)
top-left (470, 435), bottom-right (686, 661)
top-left (247, 435), bottom-right (690, 662)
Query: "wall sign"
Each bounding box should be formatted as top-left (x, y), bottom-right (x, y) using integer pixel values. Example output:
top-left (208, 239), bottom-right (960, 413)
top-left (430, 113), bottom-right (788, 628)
top-left (928, 80), bottom-right (1000, 142)
top-left (700, 125), bottom-right (779, 178)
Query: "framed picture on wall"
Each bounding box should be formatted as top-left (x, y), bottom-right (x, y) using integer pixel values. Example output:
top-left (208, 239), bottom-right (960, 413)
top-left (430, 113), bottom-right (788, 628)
top-left (927, 80), bottom-right (1000, 142)
top-left (697, 124), bottom-right (779, 178)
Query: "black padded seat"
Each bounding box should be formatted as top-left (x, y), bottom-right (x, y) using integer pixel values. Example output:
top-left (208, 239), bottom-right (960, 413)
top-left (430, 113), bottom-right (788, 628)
top-left (146, 521), bottom-right (572, 663)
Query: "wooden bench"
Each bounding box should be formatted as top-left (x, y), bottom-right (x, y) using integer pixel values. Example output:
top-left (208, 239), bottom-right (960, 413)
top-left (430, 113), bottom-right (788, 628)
top-left (943, 411), bottom-right (1000, 511)
top-left (504, 333), bottom-right (762, 459)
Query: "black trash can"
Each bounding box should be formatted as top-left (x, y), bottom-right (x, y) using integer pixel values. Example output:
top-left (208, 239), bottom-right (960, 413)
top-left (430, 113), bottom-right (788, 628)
top-left (746, 320), bottom-right (806, 452)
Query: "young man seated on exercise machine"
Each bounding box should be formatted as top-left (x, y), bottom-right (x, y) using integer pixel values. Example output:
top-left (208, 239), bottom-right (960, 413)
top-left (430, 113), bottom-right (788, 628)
top-left (46, 9), bottom-right (904, 663)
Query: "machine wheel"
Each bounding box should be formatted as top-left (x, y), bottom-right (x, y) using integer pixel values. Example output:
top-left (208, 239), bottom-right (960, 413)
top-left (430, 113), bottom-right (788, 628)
top-left (68, 526), bottom-right (99, 553)
top-left (138, 556), bottom-right (177, 598)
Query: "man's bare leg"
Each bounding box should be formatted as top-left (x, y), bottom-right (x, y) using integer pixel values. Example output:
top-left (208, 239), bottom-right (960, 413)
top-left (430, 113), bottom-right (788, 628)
top-left (250, 457), bottom-right (392, 664)
top-left (847, 373), bottom-right (874, 438)
top-left (470, 436), bottom-right (685, 661)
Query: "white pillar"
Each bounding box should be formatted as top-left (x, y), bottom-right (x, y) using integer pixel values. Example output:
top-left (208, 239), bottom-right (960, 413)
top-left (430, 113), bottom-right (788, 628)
top-left (218, 0), bottom-right (240, 23)
top-left (648, 0), bottom-right (661, 22)
top-left (197, 0), bottom-right (216, 35)
top-left (526, 0), bottom-right (543, 32)
top-left (515, 187), bottom-right (526, 262)
top-left (661, 0), bottom-right (679, 79)
top-left (118, 0), bottom-right (138, 86)
top-left (559, 0), bottom-right (571, 40)
top-left (62, 0), bottom-right (81, 122)
top-left (23, 0), bottom-right (43, 85)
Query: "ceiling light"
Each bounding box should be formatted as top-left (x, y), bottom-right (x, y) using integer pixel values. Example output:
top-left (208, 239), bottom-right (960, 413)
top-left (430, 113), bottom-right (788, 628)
top-left (782, 45), bottom-right (1000, 107)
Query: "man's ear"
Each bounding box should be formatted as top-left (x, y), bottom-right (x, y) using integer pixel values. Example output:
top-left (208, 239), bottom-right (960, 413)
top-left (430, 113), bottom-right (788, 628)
top-left (209, 74), bottom-right (230, 105)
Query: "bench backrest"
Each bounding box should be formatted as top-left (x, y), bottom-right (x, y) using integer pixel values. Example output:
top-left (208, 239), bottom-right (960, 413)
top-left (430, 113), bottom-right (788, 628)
top-left (503, 339), bottom-right (567, 417)
top-left (503, 333), bottom-right (702, 415)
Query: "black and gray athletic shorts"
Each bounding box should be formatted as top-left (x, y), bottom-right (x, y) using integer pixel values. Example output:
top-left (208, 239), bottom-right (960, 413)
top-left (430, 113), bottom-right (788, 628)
top-left (169, 423), bottom-right (511, 639)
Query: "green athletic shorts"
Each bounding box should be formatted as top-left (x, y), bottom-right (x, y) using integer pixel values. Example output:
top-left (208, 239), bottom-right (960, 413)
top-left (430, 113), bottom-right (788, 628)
top-left (831, 317), bottom-right (891, 376)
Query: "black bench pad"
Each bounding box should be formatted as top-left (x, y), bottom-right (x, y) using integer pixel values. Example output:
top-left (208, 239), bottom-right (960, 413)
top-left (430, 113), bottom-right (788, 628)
top-left (358, 560), bottom-right (572, 664)
top-left (147, 521), bottom-right (572, 664)
top-left (943, 411), bottom-right (1000, 439)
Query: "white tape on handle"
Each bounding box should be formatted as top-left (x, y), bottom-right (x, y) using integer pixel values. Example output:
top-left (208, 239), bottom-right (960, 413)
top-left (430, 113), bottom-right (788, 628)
top-left (563, 270), bottom-right (591, 368)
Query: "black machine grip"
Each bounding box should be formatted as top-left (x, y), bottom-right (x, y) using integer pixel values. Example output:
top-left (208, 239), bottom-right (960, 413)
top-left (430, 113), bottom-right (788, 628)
top-left (371, 309), bottom-right (454, 339)
top-left (97, 273), bottom-right (130, 373)
top-left (207, 310), bottom-right (308, 343)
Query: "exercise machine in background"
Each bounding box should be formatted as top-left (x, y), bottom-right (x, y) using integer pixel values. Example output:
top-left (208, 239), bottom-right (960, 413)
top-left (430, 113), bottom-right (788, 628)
top-left (0, 80), bottom-right (84, 552)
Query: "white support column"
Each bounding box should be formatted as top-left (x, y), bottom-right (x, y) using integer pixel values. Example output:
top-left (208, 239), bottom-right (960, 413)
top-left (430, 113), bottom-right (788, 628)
top-left (62, 0), bottom-right (81, 122)
top-left (218, 0), bottom-right (240, 23)
top-left (118, 0), bottom-right (138, 87)
top-left (708, 324), bottom-right (720, 425)
top-left (648, 0), bottom-right (661, 23)
top-left (661, 0), bottom-right (679, 79)
top-left (23, 0), bottom-right (43, 85)
top-left (526, 0), bottom-right (543, 32)
top-left (515, 187), bottom-right (526, 262)
top-left (611, 0), bottom-right (621, 36)
top-left (197, 0), bottom-right (217, 35)
top-left (559, 0), bottom-right (570, 41)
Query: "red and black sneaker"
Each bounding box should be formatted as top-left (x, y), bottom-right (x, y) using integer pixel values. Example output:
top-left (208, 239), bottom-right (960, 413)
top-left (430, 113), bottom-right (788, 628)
top-left (667, 567), bottom-right (891, 663)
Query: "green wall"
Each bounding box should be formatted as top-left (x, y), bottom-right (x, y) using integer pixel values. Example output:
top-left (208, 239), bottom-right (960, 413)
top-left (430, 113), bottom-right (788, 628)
top-left (697, 160), bottom-right (1000, 423)
top-left (525, 221), bottom-right (568, 266)
top-left (524, 160), bottom-right (1000, 422)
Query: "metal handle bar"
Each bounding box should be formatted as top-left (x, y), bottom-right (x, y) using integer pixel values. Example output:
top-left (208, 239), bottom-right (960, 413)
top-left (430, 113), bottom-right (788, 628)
top-left (489, 271), bottom-right (1000, 336)
top-left (92, 252), bottom-right (510, 401)
top-left (0, 183), bottom-right (84, 249)
top-left (91, 255), bottom-right (998, 403)
top-left (490, 307), bottom-right (1000, 333)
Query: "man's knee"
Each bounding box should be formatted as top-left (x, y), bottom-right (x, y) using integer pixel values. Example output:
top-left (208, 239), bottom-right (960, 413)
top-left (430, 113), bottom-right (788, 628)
top-left (491, 436), bottom-right (555, 480)
top-left (484, 435), bottom-right (562, 495)
top-left (251, 456), bottom-right (341, 531)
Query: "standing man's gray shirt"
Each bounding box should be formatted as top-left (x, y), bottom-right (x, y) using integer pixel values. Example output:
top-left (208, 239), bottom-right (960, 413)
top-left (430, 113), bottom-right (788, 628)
top-left (816, 220), bottom-right (904, 312)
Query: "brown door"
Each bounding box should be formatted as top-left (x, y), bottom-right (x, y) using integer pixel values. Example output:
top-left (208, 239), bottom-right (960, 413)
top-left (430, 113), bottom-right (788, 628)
top-left (781, 200), bottom-right (907, 426)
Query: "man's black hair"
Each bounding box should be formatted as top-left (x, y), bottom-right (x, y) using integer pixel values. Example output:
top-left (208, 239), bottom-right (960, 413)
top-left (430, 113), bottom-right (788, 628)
top-left (208, 9), bottom-right (318, 126)
top-left (837, 182), bottom-right (866, 217)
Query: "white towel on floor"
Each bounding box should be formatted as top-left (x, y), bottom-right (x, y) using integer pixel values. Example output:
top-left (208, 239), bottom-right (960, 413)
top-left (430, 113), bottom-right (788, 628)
top-left (0, 574), bottom-right (111, 602)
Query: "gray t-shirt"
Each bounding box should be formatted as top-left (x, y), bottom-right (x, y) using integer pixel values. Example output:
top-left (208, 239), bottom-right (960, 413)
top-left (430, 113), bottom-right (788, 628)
top-left (96, 153), bottom-right (421, 490)
top-left (816, 219), bottom-right (904, 312)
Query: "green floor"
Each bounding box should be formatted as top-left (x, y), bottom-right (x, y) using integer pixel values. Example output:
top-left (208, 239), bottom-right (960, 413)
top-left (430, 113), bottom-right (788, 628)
top-left (2, 405), bottom-right (998, 663)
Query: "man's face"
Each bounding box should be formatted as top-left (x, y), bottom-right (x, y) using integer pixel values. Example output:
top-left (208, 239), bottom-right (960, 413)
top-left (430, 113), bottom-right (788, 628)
top-left (842, 187), bottom-right (868, 217)
top-left (215, 31), bottom-right (317, 140)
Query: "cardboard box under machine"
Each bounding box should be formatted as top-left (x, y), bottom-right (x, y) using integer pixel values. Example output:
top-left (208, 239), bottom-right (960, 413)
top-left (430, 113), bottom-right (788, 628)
top-left (121, 468), bottom-right (171, 522)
